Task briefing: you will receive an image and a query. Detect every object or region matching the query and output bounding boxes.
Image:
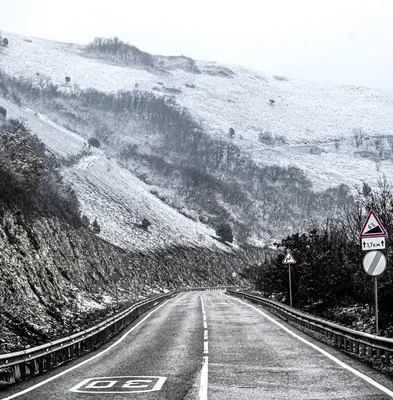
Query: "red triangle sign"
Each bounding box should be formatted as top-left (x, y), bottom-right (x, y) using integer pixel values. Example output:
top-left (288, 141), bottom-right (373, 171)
top-left (360, 210), bottom-right (387, 238)
top-left (282, 251), bottom-right (296, 264)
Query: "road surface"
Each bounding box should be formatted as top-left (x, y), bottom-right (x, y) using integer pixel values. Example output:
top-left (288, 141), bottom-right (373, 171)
top-left (2, 291), bottom-right (393, 399)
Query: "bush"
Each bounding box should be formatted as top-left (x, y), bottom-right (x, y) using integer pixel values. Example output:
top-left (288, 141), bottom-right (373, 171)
top-left (259, 131), bottom-right (274, 145)
top-left (65, 76), bottom-right (71, 84)
top-left (2, 38), bottom-right (8, 47)
top-left (88, 137), bottom-right (100, 148)
top-left (141, 218), bottom-right (151, 230)
top-left (269, 99), bottom-right (275, 106)
top-left (229, 127), bottom-right (235, 137)
top-left (216, 223), bottom-right (233, 243)
top-left (0, 106), bottom-right (6, 120)
top-left (3, 118), bottom-right (31, 136)
top-left (92, 218), bottom-right (101, 234)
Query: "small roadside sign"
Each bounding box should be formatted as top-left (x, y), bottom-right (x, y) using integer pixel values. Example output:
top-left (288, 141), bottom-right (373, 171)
top-left (232, 272), bottom-right (237, 278)
top-left (363, 250), bottom-right (386, 277)
top-left (362, 237), bottom-right (386, 251)
top-left (360, 210), bottom-right (387, 238)
top-left (282, 251), bottom-right (296, 265)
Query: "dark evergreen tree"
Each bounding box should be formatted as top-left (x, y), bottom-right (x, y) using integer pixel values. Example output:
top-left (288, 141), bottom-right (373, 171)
top-left (216, 223), bottom-right (233, 243)
top-left (88, 137), bottom-right (101, 148)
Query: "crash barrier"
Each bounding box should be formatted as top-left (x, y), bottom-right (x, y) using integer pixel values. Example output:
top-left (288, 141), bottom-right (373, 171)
top-left (0, 292), bottom-right (175, 385)
top-left (227, 290), bottom-right (393, 364)
top-left (179, 286), bottom-right (247, 292)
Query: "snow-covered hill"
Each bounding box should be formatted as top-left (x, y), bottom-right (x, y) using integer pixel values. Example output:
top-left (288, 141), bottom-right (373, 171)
top-left (1, 31), bottom-right (393, 191)
top-left (0, 94), bottom-right (225, 251)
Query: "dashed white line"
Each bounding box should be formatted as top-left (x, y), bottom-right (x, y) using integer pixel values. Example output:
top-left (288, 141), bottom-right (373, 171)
top-left (199, 296), bottom-right (208, 400)
top-left (203, 341), bottom-right (209, 355)
top-left (230, 296), bottom-right (393, 399)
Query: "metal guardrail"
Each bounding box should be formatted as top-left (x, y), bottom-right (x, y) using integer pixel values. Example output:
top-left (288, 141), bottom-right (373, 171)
top-left (227, 290), bottom-right (393, 364)
top-left (0, 286), bottom-right (242, 385)
top-left (0, 292), bottom-right (175, 385)
top-left (179, 286), bottom-right (246, 292)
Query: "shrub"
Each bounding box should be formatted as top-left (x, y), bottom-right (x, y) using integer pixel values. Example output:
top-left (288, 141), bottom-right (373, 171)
top-left (141, 218), bottom-right (151, 230)
top-left (216, 223), bottom-right (233, 243)
top-left (259, 131), bottom-right (274, 145)
top-left (269, 99), bottom-right (275, 106)
top-left (229, 127), bottom-right (235, 137)
top-left (88, 137), bottom-right (100, 148)
top-left (3, 118), bottom-right (31, 136)
top-left (0, 106), bottom-right (6, 120)
top-left (65, 76), bottom-right (71, 84)
top-left (2, 38), bottom-right (8, 47)
top-left (92, 218), bottom-right (101, 234)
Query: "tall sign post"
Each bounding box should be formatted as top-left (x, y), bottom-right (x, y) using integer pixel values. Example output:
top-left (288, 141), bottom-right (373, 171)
top-left (360, 210), bottom-right (388, 335)
top-left (282, 249), bottom-right (296, 307)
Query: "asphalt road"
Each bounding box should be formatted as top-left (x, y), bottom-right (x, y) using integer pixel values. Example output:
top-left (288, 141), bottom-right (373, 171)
top-left (2, 291), bottom-right (393, 400)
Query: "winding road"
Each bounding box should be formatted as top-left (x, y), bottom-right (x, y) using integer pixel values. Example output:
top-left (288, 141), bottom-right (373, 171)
top-left (2, 291), bottom-right (393, 399)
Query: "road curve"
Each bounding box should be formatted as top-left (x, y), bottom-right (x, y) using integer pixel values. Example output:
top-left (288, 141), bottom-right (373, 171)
top-left (1, 291), bottom-right (393, 399)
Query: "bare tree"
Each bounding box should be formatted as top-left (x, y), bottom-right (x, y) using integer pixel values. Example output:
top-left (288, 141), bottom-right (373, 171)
top-left (352, 128), bottom-right (365, 148)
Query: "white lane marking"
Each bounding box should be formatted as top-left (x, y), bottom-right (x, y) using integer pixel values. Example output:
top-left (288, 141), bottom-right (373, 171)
top-left (69, 376), bottom-right (167, 393)
top-left (199, 356), bottom-right (209, 400)
top-left (0, 299), bottom-right (172, 400)
top-left (230, 296), bottom-right (393, 398)
top-left (199, 296), bottom-right (208, 400)
top-left (203, 341), bottom-right (209, 355)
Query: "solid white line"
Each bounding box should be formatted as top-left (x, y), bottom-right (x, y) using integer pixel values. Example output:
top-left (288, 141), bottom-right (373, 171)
top-left (199, 295), bottom-right (208, 400)
top-left (199, 356), bottom-right (209, 400)
top-left (0, 299), bottom-right (172, 400)
top-left (231, 296), bottom-right (393, 398)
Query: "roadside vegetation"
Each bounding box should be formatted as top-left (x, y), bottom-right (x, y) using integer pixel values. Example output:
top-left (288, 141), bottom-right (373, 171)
top-left (255, 179), bottom-right (393, 335)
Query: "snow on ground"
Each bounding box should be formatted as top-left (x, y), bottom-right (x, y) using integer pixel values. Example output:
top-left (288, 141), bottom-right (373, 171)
top-left (0, 97), bottom-right (84, 158)
top-left (0, 95), bottom-right (225, 251)
top-left (66, 151), bottom-right (223, 251)
top-left (2, 31), bottom-right (393, 191)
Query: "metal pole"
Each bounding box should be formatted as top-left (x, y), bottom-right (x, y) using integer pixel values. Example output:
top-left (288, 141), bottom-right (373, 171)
top-left (115, 279), bottom-right (118, 309)
top-left (375, 276), bottom-right (379, 335)
top-left (289, 265), bottom-right (293, 307)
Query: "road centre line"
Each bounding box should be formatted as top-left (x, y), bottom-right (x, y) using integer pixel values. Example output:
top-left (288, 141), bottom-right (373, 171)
top-left (0, 299), bottom-right (173, 400)
top-left (229, 296), bottom-right (393, 399)
top-left (203, 341), bottom-right (209, 355)
top-left (199, 296), bottom-right (208, 400)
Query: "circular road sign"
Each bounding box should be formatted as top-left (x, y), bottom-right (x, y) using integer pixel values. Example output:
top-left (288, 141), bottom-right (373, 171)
top-left (363, 250), bottom-right (387, 277)
top-left (232, 272), bottom-right (237, 278)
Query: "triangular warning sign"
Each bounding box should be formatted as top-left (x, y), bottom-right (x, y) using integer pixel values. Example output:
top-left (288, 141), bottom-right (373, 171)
top-left (360, 210), bottom-right (387, 238)
top-left (282, 251), bottom-right (296, 264)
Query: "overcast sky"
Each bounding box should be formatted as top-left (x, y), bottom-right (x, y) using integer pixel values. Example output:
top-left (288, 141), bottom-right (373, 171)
top-left (1, 0), bottom-right (393, 89)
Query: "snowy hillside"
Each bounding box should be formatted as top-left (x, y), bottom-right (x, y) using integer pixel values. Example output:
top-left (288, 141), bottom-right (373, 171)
top-left (0, 95), bottom-right (225, 251)
top-left (1, 31), bottom-right (393, 191)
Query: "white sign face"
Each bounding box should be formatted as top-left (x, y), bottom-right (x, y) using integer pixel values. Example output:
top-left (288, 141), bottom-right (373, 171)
top-left (363, 251), bottom-right (387, 277)
top-left (362, 237), bottom-right (386, 251)
top-left (360, 210), bottom-right (387, 238)
top-left (232, 272), bottom-right (237, 277)
top-left (282, 251), bottom-right (296, 265)
top-left (69, 376), bottom-right (167, 394)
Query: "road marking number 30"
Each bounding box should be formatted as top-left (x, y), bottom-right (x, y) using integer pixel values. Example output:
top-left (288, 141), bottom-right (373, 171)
top-left (69, 376), bottom-right (167, 393)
